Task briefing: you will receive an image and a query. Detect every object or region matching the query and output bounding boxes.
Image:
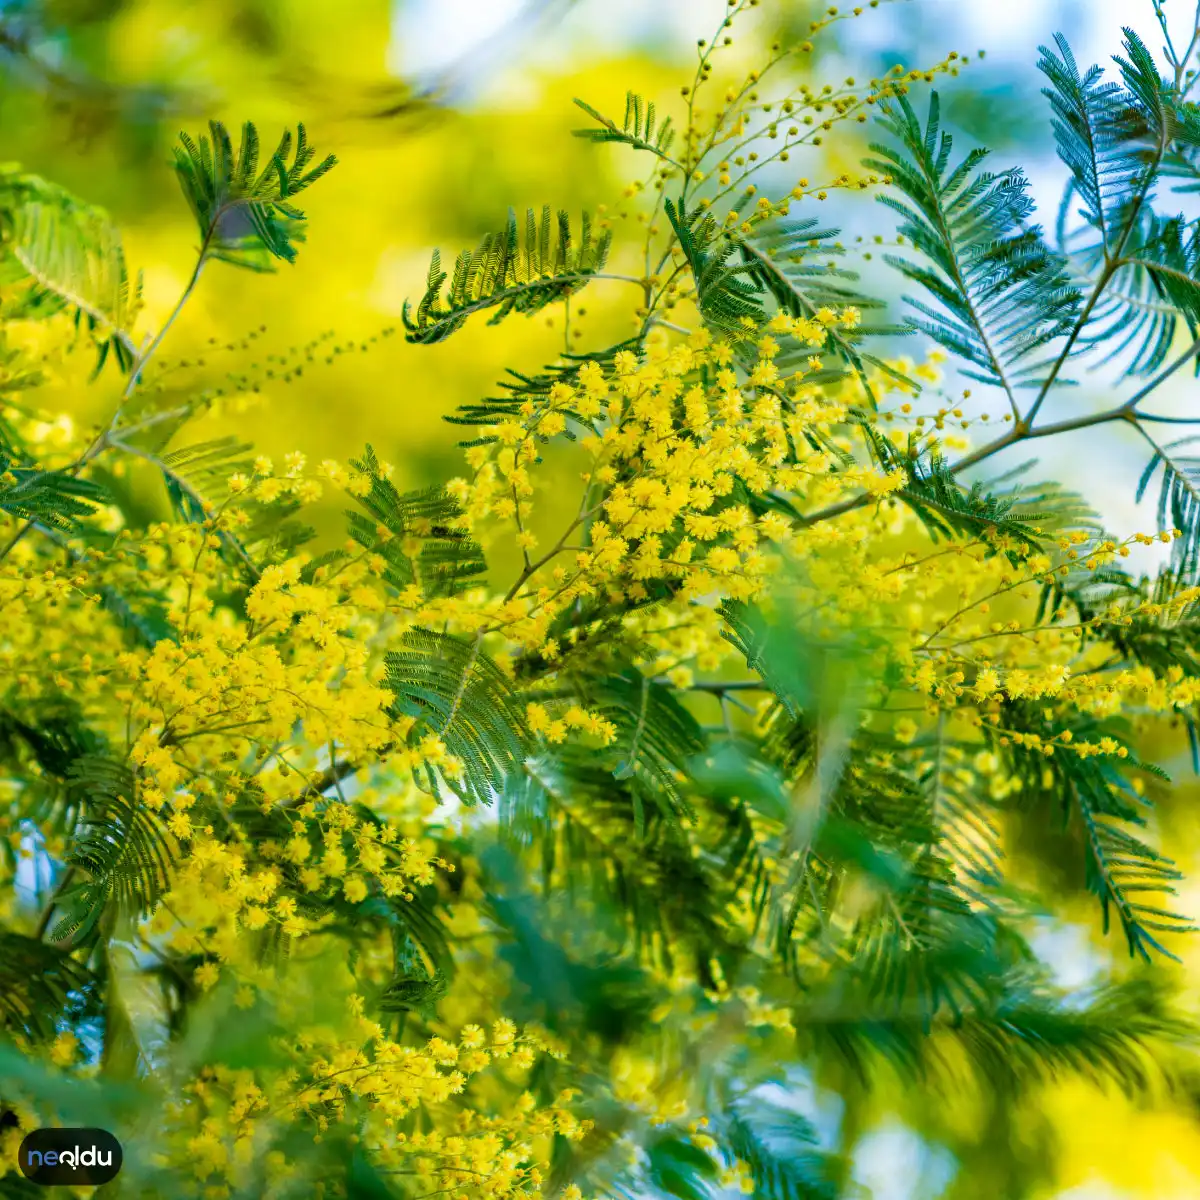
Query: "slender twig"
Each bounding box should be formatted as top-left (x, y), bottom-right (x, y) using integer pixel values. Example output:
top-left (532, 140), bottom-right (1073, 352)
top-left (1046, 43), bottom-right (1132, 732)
top-left (34, 866), bottom-right (75, 940)
top-left (0, 233), bottom-right (213, 567)
top-left (800, 334), bottom-right (1200, 529)
top-left (659, 678), bottom-right (768, 693)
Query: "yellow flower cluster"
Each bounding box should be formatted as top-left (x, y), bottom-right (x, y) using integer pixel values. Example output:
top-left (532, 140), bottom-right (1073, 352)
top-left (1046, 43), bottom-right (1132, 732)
top-left (154, 1009), bottom-right (590, 1198)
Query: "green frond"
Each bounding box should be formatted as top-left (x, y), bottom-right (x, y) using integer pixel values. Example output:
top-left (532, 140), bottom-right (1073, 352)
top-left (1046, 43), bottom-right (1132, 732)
top-left (1125, 214), bottom-right (1200, 333)
top-left (50, 756), bottom-right (175, 943)
top-left (172, 119), bottom-right (336, 271)
top-left (1072, 211), bottom-right (1200, 375)
top-left (591, 669), bottom-right (706, 826)
top-left (0, 703), bottom-right (103, 811)
top-left (865, 92), bottom-right (1081, 394)
top-left (802, 972), bottom-right (1185, 1095)
top-left (1136, 434), bottom-right (1200, 577)
top-left (665, 197), bottom-right (764, 333)
top-left (1075, 206), bottom-right (1200, 372)
top-left (159, 437), bottom-right (255, 511)
top-left (502, 751), bottom-right (741, 970)
top-left (845, 867), bottom-right (992, 1031)
top-left (1039, 33), bottom-right (1148, 256)
top-left (144, 437), bottom-right (313, 575)
top-left (1059, 745), bottom-right (1193, 962)
top-left (0, 449), bottom-right (106, 533)
top-left (0, 166), bottom-right (140, 374)
top-left (346, 445), bottom-right (486, 597)
top-left (871, 434), bottom-right (1050, 555)
top-left (1040, 31), bottom-right (1200, 375)
top-left (718, 598), bottom-right (872, 721)
top-left (718, 600), bottom-right (804, 717)
top-left (688, 747), bottom-right (828, 969)
top-left (385, 630), bottom-right (526, 803)
top-left (921, 719), bottom-right (1003, 893)
top-left (153, 437), bottom-right (264, 577)
top-left (996, 705), bottom-right (1190, 961)
top-left (724, 1101), bottom-right (843, 1200)
top-left (645, 1134), bottom-right (721, 1200)
top-left (0, 931), bottom-right (95, 1042)
top-left (573, 92), bottom-right (679, 164)
top-left (378, 966), bottom-right (448, 1020)
top-left (402, 206), bottom-right (612, 344)
top-left (95, 578), bottom-right (177, 649)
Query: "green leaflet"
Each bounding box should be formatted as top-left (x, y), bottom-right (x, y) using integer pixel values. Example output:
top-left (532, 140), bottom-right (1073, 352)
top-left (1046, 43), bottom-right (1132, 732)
top-left (403, 206), bottom-right (612, 344)
top-left (385, 629), bottom-right (527, 804)
top-left (173, 120), bottom-right (336, 272)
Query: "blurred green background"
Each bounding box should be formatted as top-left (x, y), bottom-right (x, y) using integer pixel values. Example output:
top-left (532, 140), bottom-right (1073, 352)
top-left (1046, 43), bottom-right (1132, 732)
top-left (7, 0), bottom-right (1200, 1195)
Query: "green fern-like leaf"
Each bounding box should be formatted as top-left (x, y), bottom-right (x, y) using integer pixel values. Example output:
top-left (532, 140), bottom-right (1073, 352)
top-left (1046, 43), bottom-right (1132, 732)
top-left (1041, 32), bottom-right (1198, 376)
top-left (148, 437), bottom-right (265, 577)
top-left (724, 1102), bottom-right (843, 1200)
top-left (445, 340), bottom-right (640, 442)
top-left (735, 218), bottom-right (905, 397)
top-left (665, 197), bottom-right (764, 334)
top-left (865, 92), bottom-right (1081, 396)
top-left (921, 719), bottom-right (1003, 894)
top-left (573, 92), bottom-right (679, 163)
top-left (50, 756), bottom-right (175, 943)
top-left (1136, 434), bottom-right (1200, 577)
top-left (801, 970), bottom-right (1185, 1094)
top-left (385, 630), bottom-right (526, 803)
top-left (718, 600), bottom-right (807, 717)
top-left (0, 166), bottom-right (140, 374)
top-left (1066, 210), bottom-right (1200, 375)
top-left (501, 750), bottom-right (741, 968)
top-left (1039, 32), bottom-right (1153, 257)
top-left (880, 439), bottom-right (1048, 553)
top-left (402, 206), bottom-right (612, 344)
top-left (142, 436), bottom-right (316, 575)
top-left (995, 704), bottom-right (1190, 961)
top-left (346, 445), bottom-right (486, 598)
top-left (0, 450), bottom-right (105, 533)
top-left (1073, 766), bottom-right (1192, 962)
top-left (173, 119), bottom-right (336, 271)
top-left (0, 930), bottom-right (96, 1042)
top-left (589, 669), bottom-right (705, 826)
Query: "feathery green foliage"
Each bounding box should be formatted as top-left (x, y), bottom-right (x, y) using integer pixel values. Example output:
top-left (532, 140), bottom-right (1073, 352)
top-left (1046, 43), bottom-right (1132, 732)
top-left (0, 932), bottom-right (95, 1043)
top-left (736, 218), bottom-right (899, 391)
top-left (1041, 27), bottom-right (1200, 374)
top-left (724, 1102), bottom-right (843, 1200)
top-left (445, 342), bottom-right (638, 441)
top-left (346, 445), bottom-right (486, 597)
top-left (863, 430), bottom-right (1052, 554)
top-left (48, 757), bottom-right (174, 944)
top-left (865, 93), bottom-right (1081, 398)
top-left (0, 168), bottom-right (140, 373)
top-left (172, 119), bottom-right (336, 271)
top-left (386, 630), bottom-right (527, 803)
top-left (403, 206), bottom-right (613, 343)
top-left (665, 197), bottom-right (765, 332)
top-left (1137, 433), bottom-right (1200, 576)
top-left (573, 92), bottom-right (679, 164)
top-left (0, 450), bottom-right (104, 532)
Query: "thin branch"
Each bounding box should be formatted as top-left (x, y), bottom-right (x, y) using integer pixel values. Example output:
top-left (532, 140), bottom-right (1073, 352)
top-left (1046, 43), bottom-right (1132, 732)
top-left (34, 867), bottom-right (75, 941)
